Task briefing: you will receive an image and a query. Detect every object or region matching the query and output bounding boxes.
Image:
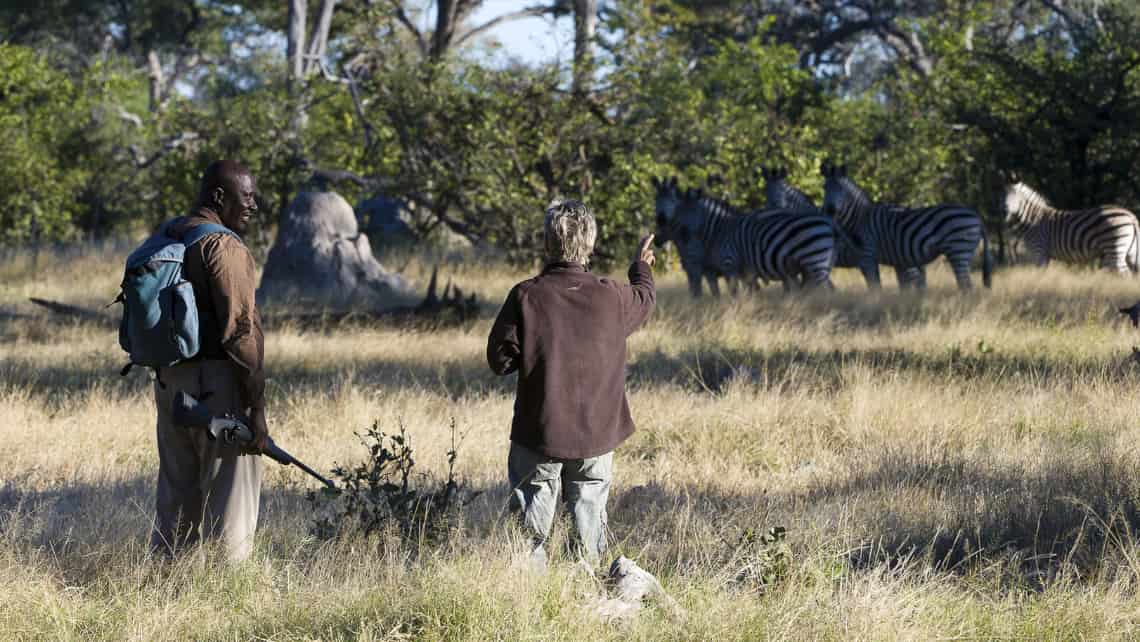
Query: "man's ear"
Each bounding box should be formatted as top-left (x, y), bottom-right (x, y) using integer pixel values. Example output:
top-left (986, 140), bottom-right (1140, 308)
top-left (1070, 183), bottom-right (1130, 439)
top-left (211, 186), bottom-right (226, 209)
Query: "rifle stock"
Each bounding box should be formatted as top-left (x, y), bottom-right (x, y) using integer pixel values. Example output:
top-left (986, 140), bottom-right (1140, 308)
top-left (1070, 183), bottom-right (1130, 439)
top-left (171, 391), bottom-right (336, 489)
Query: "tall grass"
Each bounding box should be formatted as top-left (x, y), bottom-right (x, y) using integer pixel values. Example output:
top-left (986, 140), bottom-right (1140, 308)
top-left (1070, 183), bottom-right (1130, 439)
top-left (4, 245), bottom-right (1140, 639)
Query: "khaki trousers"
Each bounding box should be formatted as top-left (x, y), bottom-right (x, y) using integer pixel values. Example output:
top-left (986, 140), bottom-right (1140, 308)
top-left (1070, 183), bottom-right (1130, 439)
top-left (508, 442), bottom-right (613, 565)
top-left (150, 359), bottom-right (262, 561)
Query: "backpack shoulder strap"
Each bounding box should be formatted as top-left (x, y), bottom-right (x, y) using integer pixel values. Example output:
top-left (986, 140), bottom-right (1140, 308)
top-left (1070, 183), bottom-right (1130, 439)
top-left (180, 222), bottom-right (240, 248)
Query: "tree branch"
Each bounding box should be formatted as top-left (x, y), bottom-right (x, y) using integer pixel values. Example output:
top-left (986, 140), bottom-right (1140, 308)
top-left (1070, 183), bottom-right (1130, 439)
top-left (388, 0), bottom-right (428, 57)
top-left (304, 0), bottom-right (339, 77)
top-left (453, 4), bottom-right (570, 47)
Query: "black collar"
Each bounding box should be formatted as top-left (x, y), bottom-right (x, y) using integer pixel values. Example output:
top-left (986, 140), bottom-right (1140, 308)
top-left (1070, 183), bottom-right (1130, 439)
top-left (542, 261), bottom-right (588, 274)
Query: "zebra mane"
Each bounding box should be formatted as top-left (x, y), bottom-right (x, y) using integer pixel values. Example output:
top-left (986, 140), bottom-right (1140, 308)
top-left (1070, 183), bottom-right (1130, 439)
top-left (1006, 182), bottom-right (1058, 223)
top-left (784, 186), bottom-right (816, 210)
top-left (766, 177), bottom-right (817, 210)
top-left (837, 176), bottom-right (873, 209)
top-left (696, 194), bottom-right (745, 219)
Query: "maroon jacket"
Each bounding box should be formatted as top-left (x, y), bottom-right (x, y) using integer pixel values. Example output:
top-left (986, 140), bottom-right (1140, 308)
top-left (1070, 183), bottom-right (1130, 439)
top-left (487, 260), bottom-right (656, 459)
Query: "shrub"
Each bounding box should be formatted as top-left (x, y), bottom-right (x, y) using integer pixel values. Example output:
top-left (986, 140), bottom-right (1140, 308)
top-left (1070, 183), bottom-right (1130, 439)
top-left (306, 418), bottom-right (470, 548)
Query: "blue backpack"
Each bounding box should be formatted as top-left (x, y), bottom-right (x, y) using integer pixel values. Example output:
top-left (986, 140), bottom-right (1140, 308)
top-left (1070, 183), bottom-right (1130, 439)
top-left (117, 220), bottom-right (238, 373)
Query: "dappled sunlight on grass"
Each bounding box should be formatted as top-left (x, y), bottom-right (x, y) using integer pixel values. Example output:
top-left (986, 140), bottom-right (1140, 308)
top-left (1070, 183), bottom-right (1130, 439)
top-left (5, 244), bottom-right (1140, 638)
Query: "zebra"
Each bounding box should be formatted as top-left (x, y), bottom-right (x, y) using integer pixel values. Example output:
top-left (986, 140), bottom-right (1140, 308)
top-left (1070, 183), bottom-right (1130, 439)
top-left (668, 187), bottom-right (840, 294)
top-left (1002, 182), bottom-right (1140, 274)
top-left (759, 166), bottom-right (817, 211)
top-left (653, 175), bottom-right (740, 297)
top-left (760, 166), bottom-right (926, 289)
top-left (820, 162), bottom-right (992, 290)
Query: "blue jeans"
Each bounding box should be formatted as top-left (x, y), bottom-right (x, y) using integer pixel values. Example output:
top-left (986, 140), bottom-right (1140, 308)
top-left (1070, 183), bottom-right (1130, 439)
top-left (508, 442), bottom-right (613, 564)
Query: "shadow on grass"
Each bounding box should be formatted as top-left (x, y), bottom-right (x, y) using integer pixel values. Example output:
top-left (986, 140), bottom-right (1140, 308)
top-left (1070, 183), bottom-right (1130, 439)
top-left (6, 341), bottom-right (1134, 405)
top-left (631, 343), bottom-right (1130, 393)
top-left (610, 448), bottom-right (1140, 584)
top-left (654, 275), bottom-right (1134, 331)
top-left (5, 447), bottom-right (1140, 586)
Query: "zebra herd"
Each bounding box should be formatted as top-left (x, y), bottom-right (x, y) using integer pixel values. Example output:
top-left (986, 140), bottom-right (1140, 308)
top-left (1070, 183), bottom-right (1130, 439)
top-left (653, 163), bottom-right (1140, 297)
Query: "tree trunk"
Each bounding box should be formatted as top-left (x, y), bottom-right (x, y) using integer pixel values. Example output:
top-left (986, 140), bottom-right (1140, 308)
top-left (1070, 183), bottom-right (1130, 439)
top-left (431, 0), bottom-right (460, 62)
top-left (305, 0), bottom-right (338, 76)
top-left (572, 0), bottom-right (597, 97)
top-left (147, 50), bottom-right (164, 113)
top-left (287, 0), bottom-right (307, 93)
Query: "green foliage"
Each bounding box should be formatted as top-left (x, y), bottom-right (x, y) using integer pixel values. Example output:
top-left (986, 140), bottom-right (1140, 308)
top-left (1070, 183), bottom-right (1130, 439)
top-left (0, 44), bottom-right (91, 243)
top-left (731, 525), bottom-right (792, 592)
top-left (924, 0), bottom-right (1140, 209)
top-left (307, 419), bottom-right (467, 547)
top-left (4, 0), bottom-right (1140, 265)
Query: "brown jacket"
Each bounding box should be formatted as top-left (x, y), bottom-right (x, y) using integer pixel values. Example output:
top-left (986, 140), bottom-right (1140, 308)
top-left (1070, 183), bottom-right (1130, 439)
top-left (168, 209), bottom-right (266, 411)
top-left (487, 260), bottom-right (655, 459)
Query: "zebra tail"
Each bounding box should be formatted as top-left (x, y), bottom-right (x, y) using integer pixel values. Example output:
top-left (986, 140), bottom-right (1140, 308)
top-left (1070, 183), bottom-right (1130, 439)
top-left (981, 226), bottom-right (994, 289)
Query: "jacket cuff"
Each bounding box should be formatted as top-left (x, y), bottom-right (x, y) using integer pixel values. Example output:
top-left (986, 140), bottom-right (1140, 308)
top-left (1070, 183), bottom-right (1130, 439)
top-left (629, 260), bottom-right (654, 279)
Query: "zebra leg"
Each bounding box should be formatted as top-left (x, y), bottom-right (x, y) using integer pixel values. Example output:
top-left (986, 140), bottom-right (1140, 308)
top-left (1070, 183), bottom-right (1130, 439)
top-left (860, 259), bottom-right (881, 289)
top-left (948, 253), bottom-right (973, 290)
top-left (895, 266), bottom-right (926, 290)
top-left (781, 267), bottom-right (802, 293)
top-left (706, 273), bottom-right (721, 298)
top-left (807, 266), bottom-right (834, 290)
top-left (1100, 252), bottom-right (1129, 275)
top-left (686, 270), bottom-right (703, 298)
top-left (896, 267), bottom-right (914, 290)
top-left (728, 277), bottom-right (742, 297)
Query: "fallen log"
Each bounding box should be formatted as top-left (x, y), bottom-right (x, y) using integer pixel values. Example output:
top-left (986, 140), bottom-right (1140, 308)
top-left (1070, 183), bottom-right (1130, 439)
top-left (28, 298), bottom-right (112, 323)
top-left (27, 265), bottom-right (478, 329)
top-left (264, 266), bottom-right (479, 328)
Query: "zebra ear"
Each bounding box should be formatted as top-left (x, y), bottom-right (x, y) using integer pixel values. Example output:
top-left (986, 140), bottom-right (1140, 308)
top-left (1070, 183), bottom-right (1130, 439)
top-left (839, 163), bottom-right (848, 177)
top-left (820, 160), bottom-right (831, 177)
top-left (779, 167), bottom-right (788, 179)
top-left (651, 176), bottom-right (661, 188)
top-left (669, 175), bottom-right (678, 188)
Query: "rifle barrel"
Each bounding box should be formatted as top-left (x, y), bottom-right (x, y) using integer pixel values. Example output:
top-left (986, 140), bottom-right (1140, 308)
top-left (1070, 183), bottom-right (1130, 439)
top-left (266, 440), bottom-right (335, 488)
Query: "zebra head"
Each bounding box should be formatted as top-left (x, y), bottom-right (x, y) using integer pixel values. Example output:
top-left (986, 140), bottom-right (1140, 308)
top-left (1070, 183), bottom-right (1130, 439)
top-left (762, 166), bottom-right (817, 212)
top-left (821, 161), bottom-right (870, 224)
top-left (1002, 182), bottom-right (1050, 227)
top-left (673, 187), bottom-right (713, 287)
top-left (652, 175), bottom-right (681, 247)
top-left (760, 166), bottom-right (789, 209)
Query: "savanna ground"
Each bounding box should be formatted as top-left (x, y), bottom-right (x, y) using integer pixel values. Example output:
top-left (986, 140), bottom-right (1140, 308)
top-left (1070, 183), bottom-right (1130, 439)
top-left (5, 243), bottom-right (1140, 641)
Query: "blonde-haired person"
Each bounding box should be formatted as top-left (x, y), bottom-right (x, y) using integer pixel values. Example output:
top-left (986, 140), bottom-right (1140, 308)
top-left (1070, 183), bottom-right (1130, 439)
top-left (487, 199), bottom-right (656, 567)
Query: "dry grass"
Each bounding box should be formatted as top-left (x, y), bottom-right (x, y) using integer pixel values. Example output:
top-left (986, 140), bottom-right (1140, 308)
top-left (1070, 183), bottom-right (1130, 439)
top-left (5, 244), bottom-right (1140, 640)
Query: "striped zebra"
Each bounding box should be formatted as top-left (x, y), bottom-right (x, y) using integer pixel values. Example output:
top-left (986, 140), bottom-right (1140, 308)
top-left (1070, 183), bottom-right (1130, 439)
top-left (668, 187), bottom-right (839, 295)
top-left (820, 162), bottom-right (992, 290)
top-left (760, 166), bottom-right (926, 289)
top-left (654, 175), bottom-right (737, 296)
top-left (760, 166), bottom-right (817, 211)
top-left (1002, 182), bottom-right (1139, 274)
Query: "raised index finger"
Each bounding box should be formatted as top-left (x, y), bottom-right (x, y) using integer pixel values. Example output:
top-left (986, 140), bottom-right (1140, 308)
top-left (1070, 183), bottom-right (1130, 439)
top-left (640, 234), bottom-right (655, 252)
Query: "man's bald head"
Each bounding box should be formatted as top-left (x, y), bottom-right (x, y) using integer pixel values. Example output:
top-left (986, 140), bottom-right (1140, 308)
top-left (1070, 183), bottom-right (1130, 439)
top-left (196, 160), bottom-right (258, 234)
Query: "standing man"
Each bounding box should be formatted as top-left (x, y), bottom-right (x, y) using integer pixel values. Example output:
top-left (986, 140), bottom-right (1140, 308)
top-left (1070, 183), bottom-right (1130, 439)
top-left (487, 199), bottom-right (656, 566)
top-left (151, 159), bottom-right (269, 561)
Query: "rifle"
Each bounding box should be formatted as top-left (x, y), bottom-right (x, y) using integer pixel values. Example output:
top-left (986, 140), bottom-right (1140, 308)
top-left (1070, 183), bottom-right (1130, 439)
top-left (172, 391), bottom-right (336, 489)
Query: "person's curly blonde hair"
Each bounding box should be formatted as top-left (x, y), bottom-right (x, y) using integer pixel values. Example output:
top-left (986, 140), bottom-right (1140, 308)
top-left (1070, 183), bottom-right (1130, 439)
top-left (544, 199), bottom-right (597, 265)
